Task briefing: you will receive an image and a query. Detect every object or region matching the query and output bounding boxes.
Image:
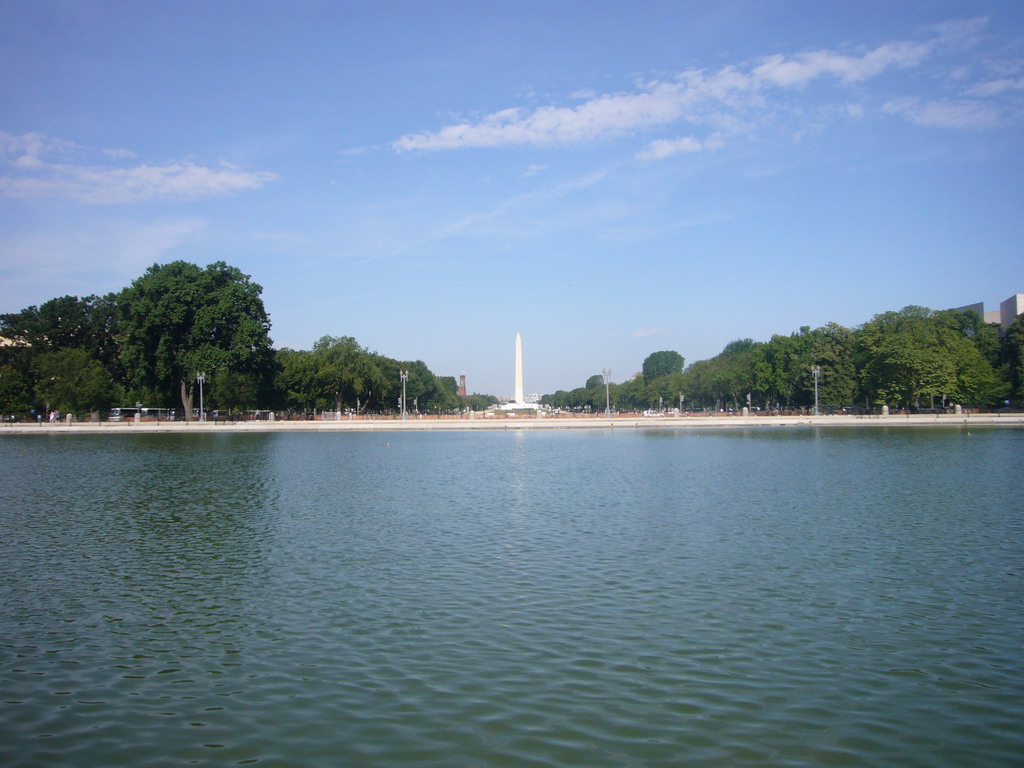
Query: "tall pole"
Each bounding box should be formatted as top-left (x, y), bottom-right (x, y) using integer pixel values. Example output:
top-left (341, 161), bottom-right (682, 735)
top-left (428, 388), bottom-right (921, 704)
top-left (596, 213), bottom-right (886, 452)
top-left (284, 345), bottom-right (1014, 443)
top-left (603, 368), bottom-right (612, 418)
top-left (812, 365), bottom-right (820, 416)
top-left (400, 370), bottom-right (408, 420)
top-left (514, 333), bottom-right (524, 404)
top-left (197, 372), bottom-right (205, 422)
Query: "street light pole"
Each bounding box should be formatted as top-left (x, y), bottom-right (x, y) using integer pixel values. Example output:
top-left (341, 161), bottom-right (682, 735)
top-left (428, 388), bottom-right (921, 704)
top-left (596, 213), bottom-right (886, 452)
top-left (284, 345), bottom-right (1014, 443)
top-left (197, 372), bottom-right (205, 422)
top-left (602, 368), bottom-right (612, 418)
top-left (400, 370), bottom-right (408, 420)
top-left (811, 365), bottom-right (820, 416)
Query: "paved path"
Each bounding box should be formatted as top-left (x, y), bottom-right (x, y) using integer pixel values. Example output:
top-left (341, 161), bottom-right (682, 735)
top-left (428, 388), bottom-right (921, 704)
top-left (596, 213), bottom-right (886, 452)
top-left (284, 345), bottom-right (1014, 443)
top-left (4, 413), bottom-right (1022, 434)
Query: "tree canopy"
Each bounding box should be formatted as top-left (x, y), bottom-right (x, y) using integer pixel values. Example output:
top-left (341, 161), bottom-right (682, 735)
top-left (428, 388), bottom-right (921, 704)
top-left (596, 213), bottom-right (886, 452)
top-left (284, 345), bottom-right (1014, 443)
top-left (1, 261), bottom-right (1020, 420)
top-left (642, 350), bottom-right (684, 383)
top-left (117, 261), bottom-right (274, 419)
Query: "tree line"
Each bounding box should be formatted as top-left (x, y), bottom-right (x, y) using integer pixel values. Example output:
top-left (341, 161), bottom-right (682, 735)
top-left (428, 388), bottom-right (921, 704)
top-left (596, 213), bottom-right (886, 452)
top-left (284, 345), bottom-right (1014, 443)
top-left (0, 261), bottom-right (495, 420)
top-left (3, 261), bottom-right (1022, 420)
top-left (544, 308), bottom-right (1024, 413)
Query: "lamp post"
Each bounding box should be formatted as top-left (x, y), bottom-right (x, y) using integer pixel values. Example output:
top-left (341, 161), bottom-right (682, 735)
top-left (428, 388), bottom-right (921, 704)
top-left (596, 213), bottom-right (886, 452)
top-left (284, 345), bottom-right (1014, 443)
top-left (196, 372), bottom-right (206, 422)
top-left (602, 368), bottom-right (612, 418)
top-left (811, 365), bottom-right (820, 416)
top-left (399, 370), bottom-right (408, 420)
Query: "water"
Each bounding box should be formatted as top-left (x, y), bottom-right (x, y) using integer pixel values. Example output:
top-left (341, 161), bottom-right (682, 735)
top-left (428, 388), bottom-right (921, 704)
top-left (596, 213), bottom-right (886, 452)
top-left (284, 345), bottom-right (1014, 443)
top-left (1, 427), bottom-right (1022, 767)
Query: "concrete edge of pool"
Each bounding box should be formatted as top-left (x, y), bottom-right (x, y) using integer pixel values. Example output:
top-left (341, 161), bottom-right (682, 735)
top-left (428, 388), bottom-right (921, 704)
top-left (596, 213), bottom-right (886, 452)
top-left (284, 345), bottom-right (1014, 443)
top-left (4, 413), bottom-right (1023, 434)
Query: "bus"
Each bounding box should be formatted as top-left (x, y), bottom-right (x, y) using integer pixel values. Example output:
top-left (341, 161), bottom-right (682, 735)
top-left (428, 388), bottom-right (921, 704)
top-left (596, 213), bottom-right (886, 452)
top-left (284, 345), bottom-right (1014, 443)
top-left (108, 407), bottom-right (177, 422)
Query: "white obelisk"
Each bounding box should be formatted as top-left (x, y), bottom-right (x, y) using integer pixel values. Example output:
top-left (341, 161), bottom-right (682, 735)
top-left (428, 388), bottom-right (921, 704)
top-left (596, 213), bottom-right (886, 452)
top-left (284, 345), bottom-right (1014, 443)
top-left (514, 333), bottom-right (524, 404)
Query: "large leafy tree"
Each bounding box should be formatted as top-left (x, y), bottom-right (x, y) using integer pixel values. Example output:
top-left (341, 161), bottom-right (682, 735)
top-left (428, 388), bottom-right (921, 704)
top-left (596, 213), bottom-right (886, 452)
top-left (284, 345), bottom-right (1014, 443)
top-left (34, 348), bottom-right (122, 417)
top-left (614, 376), bottom-right (647, 411)
top-left (858, 306), bottom-right (1003, 408)
top-left (0, 294), bottom-right (118, 358)
top-left (463, 392), bottom-right (498, 411)
top-left (708, 339), bottom-right (760, 409)
top-left (642, 350), bottom-right (685, 383)
top-left (276, 348), bottom-right (324, 415)
top-left (312, 335), bottom-right (388, 414)
top-left (1, 294), bottom-right (124, 404)
top-left (1003, 315), bottom-right (1024, 404)
top-left (209, 370), bottom-right (262, 414)
top-left (118, 261), bottom-right (273, 419)
top-left (811, 322), bottom-right (857, 407)
top-left (0, 363), bottom-right (32, 416)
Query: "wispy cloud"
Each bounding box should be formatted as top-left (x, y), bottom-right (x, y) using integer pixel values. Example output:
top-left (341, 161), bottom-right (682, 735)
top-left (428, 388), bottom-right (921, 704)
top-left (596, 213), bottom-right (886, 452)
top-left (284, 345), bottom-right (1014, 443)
top-left (0, 132), bottom-right (277, 203)
top-left (0, 217), bottom-right (207, 306)
top-left (967, 77), bottom-right (1024, 97)
top-left (393, 17), bottom-right (1002, 155)
top-left (882, 97), bottom-right (1001, 129)
top-left (750, 41), bottom-right (930, 88)
top-left (636, 133), bottom-right (725, 160)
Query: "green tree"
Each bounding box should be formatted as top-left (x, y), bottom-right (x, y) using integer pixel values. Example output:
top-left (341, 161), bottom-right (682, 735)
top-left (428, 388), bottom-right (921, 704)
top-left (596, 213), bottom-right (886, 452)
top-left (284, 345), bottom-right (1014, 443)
top-left (432, 375), bottom-right (463, 412)
top-left (463, 393), bottom-right (498, 411)
top-left (1, 293), bottom-right (125, 410)
top-left (0, 364), bottom-right (32, 417)
top-left (209, 370), bottom-right (261, 414)
top-left (647, 372), bottom-right (686, 410)
top-left (858, 306), bottom-right (1003, 408)
top-left (614, 376), bottom-right (647, 411)
top-left (118, 262), bottom-right (273, 419)
top-left (34, 348), bottom-right (122, 417)
top-left (713, 339), bottom-right (760, 409)
top-left (811, 322), bottom-right (857, 407)
top-left (1002, 315), bottom-right (1024, 404)
top-left (754, 330), bottom-right (815, 409)
top-left (312, 335), bottom-right (388, 414)
top-left (276, 348), bottom-right (324, 415)
top-left (642, 350), bottom-right (685, 383)
top-left (1, 294), bottom-right (123, 379)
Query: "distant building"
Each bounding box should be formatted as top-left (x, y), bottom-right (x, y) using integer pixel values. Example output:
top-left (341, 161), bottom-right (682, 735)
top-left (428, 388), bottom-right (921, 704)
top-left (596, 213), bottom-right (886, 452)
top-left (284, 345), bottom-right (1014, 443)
top-left (458, 374), bottom-right (467, 398)
top-left (1000, 294), bottom-right (1024, 331)
top-left (954, 294), bottom-right (1022, 332)
top-left (954, 302), bottom-right (1000, 325)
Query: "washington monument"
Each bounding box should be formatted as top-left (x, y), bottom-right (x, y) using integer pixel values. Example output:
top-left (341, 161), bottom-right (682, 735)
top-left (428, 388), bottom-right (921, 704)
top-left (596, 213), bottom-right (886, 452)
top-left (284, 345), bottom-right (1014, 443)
top-left (514, 332), bottom-right (524, 404)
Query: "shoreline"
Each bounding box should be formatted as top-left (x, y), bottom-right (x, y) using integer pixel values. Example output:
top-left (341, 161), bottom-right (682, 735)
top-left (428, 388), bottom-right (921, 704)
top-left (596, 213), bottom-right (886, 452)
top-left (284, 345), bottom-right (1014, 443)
top-left (4, 413), bottom-right (1023, 434)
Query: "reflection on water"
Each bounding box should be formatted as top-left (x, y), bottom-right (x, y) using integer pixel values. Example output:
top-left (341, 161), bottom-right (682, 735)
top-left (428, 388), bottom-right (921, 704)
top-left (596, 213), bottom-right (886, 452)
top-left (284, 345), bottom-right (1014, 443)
top-left (1, 428), bottom-right (1022, 767)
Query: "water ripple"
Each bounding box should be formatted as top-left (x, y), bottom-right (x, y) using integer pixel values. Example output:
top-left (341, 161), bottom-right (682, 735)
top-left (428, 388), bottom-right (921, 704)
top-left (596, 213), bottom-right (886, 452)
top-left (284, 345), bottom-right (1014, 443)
top-left (1, 429), bottom-right (1022, 766)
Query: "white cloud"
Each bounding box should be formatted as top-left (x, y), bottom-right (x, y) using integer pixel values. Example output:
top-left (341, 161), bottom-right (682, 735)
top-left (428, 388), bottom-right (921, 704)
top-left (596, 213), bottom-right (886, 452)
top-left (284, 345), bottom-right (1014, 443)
top-left (925, 16), bottom-right (990, 49)
top-left (636, 133), bottom-right (724, 160)
top-left (967, 77), bottom-right (1024, 97)
top-left (392, 18), bottom-right (1005, 155)
top-left (882, 97), bottom-right (1001, 129)
top-left (394, 81), bottom-right (697, 151)
top-left (102, 147), bottom-right (138, 160)
top-left (630, 328), bottom-right (666, 338)
top-left (638, 136), bottom-right (702, 159)
top-left (751, 41), bottom-right (930, 87)
top-left (0, 132), bottom-right (277, 204)
top-left (0, 132), bottom-right (79, 169)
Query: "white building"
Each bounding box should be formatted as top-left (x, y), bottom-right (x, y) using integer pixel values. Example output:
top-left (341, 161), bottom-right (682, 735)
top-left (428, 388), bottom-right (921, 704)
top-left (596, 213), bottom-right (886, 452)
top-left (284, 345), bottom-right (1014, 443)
top-left (1000, 294), bottom-right (1024, 331)
top-left (954, 294), bottom-right (1023, 332)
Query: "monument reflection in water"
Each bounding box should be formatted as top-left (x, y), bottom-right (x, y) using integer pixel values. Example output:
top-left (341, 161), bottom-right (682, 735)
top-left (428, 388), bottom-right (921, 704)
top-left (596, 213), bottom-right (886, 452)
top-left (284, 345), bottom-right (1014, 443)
top-left (1, 427), bottom-right (1022, 767)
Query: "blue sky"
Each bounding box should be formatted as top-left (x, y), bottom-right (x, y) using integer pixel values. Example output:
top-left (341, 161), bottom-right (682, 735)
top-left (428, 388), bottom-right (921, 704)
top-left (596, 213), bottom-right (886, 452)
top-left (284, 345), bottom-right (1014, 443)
top-left (1, 1), bottom-right (1022, 396)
